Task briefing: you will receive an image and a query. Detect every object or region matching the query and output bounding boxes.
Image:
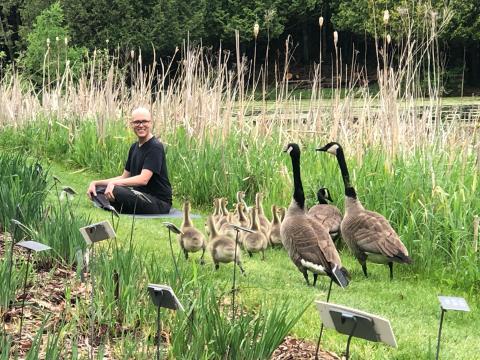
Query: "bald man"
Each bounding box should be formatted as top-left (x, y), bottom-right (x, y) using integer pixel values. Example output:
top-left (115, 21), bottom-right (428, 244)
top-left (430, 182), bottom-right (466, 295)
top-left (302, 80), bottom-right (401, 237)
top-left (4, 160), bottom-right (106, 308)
top-left (87, 107), bottom-right (172, 214)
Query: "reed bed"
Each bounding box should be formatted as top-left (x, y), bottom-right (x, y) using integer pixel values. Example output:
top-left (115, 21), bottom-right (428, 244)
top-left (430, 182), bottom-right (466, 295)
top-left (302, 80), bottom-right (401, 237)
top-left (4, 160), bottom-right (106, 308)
top-left (0, 7), bottom-right (477, 156)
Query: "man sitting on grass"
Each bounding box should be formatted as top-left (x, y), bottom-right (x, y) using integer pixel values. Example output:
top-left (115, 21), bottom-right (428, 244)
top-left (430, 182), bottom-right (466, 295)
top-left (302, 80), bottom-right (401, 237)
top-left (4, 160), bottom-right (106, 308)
top-left (86, 107), bottom-right (172, 214)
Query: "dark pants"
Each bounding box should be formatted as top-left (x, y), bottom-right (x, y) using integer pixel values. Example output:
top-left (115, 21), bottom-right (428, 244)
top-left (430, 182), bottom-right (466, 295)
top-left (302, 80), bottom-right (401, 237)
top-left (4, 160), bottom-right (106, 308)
top-left (95, 186), bottom-right (171, 214)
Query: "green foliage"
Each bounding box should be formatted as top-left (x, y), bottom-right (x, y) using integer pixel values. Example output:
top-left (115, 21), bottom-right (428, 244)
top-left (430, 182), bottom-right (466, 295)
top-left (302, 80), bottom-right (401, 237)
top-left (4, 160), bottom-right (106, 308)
top-left (331, 0), bottom-right (451, 39)
top-left (19, 2), bottom-right (85, 84)
top-left (442, 0), bottom-right (480, 42)
top-left (34, 200), bottom-right (89, 267)
top-left (0, 153), bottom-right (49, 234)
top-left (0, 250), bottom-right (28, 310)
top-left (0, 148), bottom-right (88, 268)
top-left (170, 286), bottom-right (308, 359)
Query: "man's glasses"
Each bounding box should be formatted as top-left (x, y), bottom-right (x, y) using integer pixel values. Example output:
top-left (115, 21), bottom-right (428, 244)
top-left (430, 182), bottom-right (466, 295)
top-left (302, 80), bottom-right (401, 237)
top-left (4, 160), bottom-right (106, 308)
top-left (131, 119), bottom-right (151, 127)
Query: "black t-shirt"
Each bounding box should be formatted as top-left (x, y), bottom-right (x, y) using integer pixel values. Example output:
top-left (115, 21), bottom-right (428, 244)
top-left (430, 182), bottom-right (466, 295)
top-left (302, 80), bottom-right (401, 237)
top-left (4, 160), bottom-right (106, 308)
top-left (125, 136), bottom-right (172, 204)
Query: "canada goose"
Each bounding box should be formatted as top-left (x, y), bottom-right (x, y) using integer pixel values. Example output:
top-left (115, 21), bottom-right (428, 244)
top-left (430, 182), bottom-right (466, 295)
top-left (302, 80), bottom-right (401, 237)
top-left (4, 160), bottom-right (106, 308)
top-left (317, 142), bottom-right (412, 280)
top-left (234, 203), bottom-right (250, 245)
top-left (205, 198), bottom-right (220, 236)
top-left (255, 192), bottom-right (271, 237)
top-left (236, 191), bottom-right (250, 214)
top-left (307, 187), bottom-right (343, 242)
top-left (278, 207), bottom-right (286, 222)
top-left (236, 203), bottom-right (250, 229)
top-left (281, 143), bottom-right (349, 287)
top-left (207, 215), bottom-right (244, 274)
top-left (216, 198), bottom-right (230, 228)
top-left (212, 198), bottom-right (222, 223)
top-left (219, 212), bottom-right (238, 240)
top-left (243, 206), bottom-right (268, 259)
top-left (180, 201), bottom-right (206, 263)
top-left (268, 205), bottom-right (283, 247)
top-left (221, 197), bottom-right (230, 216)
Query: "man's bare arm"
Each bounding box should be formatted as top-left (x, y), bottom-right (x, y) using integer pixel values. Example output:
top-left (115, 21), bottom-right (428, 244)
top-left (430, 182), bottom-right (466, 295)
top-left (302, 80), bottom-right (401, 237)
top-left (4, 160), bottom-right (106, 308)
top-left (108, 169), bottom-right (153, 187)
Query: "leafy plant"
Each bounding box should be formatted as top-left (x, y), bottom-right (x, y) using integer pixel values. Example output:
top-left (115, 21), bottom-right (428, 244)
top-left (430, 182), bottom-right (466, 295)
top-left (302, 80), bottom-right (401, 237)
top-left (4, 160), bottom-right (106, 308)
top-left (0, 153), bottom-right (49, 236)
top-left (19, 2), bottom-right (86, 85)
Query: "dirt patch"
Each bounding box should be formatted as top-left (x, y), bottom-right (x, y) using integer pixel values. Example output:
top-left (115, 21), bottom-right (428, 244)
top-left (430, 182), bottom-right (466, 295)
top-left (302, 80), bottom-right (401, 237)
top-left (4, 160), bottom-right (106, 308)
top-left (1, 235), bottom-right (111, 358)
top-left (271, 336), bottom-right (340, 360)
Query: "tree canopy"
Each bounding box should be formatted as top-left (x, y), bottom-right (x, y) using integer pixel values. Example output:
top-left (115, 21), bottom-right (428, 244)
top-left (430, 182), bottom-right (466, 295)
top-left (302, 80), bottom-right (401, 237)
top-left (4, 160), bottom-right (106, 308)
top-left (0, 0), bottom-right (479, 88)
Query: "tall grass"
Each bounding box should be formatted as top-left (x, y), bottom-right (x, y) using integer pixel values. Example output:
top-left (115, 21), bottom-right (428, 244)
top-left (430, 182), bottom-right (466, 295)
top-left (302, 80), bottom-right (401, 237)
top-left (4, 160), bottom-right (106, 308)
top-left (34, 201), bottom-right (89, 267)
top-left (0, 153), bottom-right (49, 235)
top-left (0, 151), bottom-right (90, 272)
top-left (0, 248), bottom-right (27, 310)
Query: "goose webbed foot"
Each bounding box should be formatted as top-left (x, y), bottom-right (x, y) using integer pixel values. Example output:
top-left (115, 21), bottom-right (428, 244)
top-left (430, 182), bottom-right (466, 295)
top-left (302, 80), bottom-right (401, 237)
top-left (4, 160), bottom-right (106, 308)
top-left (248, 251), bottom-right (253, 258)
top-left (262, 250), bottom-right (266, 261)
top-left (214, 263), bottom-right (219, 271)
top-left (184, 250), bottom-right (189, 260)
top-left (388, 262), bottom-right (393, 281)
top-left (313, 273), bottom-right (319, 287)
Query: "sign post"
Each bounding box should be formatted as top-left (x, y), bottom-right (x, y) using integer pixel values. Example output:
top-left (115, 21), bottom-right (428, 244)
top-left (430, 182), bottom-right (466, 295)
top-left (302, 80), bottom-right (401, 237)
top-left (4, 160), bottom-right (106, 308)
top-left (147, 284), bottom-right (184, 360)
top-left (79, 220), bottom-right (116, 360)
top-left (436, 296), bottom-right (470, 360)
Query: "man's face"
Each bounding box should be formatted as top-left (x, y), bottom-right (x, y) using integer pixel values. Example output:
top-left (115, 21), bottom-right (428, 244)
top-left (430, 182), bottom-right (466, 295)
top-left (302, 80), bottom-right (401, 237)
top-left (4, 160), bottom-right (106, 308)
top-left (130, 112), bottom-right (152, 139)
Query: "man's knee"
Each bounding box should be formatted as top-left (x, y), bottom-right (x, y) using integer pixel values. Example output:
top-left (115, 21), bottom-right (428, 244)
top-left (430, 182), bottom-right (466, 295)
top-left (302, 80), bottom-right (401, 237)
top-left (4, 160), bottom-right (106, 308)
top-left (112, 185), bottom-right (130, 198)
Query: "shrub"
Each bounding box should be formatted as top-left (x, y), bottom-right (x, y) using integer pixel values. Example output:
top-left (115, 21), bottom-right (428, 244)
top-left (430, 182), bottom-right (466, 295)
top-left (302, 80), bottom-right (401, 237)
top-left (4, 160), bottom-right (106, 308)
top-left (19, 2), bottom-right (86, 85)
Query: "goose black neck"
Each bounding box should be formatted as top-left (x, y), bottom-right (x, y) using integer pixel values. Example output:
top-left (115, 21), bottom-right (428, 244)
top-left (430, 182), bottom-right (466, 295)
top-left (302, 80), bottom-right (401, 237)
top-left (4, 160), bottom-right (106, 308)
top-left (291, 153), bottom-right (305, 209)
top-left (336, 148), bottom-right (357, 199)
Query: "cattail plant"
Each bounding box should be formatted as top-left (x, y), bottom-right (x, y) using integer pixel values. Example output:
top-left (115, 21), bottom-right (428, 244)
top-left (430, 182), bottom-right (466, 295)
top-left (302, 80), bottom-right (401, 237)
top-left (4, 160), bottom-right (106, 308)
top-left (318, 16), bottom-right (324, 93)
top-left (383, 9), bottom-right (390, 25)
top-left (252, 22), bottom-right (259, 94)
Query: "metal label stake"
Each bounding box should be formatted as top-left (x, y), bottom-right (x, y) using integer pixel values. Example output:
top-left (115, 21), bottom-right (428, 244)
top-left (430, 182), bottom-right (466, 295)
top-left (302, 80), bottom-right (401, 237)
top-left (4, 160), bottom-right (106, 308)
top-left (15, 240), bottom-right (51, 341)
top-left (162, 222), bottom-right (183, 285)
top-left (147, 284), bottom-right (184, 360)
top-left (229, 224), bottom-right (251, 323)
top-left (436, 296), bottom-right (470, 360)
top-left (79, 221), bottom-right (116, 360)
top-left (315, 264), bottom-right (347, 359)
top-left (315, 301), bottom-right (397, 359)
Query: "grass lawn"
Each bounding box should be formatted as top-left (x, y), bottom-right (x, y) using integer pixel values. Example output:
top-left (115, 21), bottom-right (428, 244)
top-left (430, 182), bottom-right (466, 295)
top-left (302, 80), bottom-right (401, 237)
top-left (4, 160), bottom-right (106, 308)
top-left (47, 161), bottom-right (479, 359)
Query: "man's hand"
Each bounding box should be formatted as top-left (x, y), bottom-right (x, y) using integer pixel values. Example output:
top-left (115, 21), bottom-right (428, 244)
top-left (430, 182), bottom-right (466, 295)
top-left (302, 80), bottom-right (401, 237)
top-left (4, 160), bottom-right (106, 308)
top-left (87, 181), bottom-right (97, 200)
top-left (104, 182), bottom-right (116, 201)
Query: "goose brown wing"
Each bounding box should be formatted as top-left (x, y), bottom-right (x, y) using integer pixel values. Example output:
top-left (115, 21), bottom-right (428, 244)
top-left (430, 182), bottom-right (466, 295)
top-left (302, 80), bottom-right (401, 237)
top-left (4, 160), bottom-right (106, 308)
top-left (308, 205), bottom-right (343, 232)
top-left (282, 217), bottom-right (334, 271)
top-left (346, 211), bottom-right (408, 257)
